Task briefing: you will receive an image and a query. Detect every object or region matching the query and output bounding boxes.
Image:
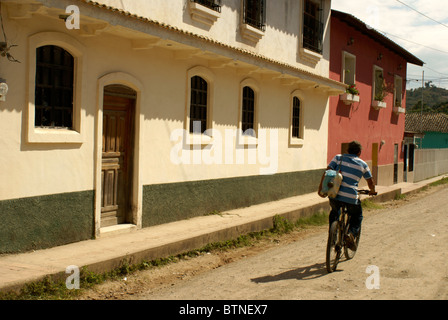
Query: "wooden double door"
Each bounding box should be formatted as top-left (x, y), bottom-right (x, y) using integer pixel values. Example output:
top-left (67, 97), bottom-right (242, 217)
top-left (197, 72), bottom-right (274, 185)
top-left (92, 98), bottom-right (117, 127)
top-left (101, 86), bottom-right (136, 228)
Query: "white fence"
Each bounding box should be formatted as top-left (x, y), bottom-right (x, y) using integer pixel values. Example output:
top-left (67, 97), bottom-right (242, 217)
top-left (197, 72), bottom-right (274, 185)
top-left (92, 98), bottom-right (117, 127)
top-left (413, 148), bottom-right (448, 182)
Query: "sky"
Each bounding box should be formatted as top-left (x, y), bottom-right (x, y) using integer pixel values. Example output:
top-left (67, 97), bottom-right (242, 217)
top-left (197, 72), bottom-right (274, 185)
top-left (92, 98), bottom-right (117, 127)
top-left (331, 0), bottom-right (448, 90)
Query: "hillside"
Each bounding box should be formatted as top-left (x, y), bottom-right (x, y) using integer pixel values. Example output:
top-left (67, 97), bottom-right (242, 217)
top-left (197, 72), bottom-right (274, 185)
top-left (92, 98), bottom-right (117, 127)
top-left (406, 83), bottom-right (448, 114)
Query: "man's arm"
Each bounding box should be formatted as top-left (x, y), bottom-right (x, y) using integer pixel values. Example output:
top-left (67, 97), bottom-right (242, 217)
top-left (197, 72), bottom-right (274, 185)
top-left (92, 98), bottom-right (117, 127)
top-left (367, 178), bottom-right (376, 195)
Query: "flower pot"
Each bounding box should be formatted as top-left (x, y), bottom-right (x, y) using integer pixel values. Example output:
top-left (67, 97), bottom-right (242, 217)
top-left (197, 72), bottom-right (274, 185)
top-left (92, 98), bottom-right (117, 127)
top-left (340, 93), bottom-right (360, 105)
top-left (393, 106), bottom-right (405, 115)
top-left (371, 100), bottom-right (386, 110)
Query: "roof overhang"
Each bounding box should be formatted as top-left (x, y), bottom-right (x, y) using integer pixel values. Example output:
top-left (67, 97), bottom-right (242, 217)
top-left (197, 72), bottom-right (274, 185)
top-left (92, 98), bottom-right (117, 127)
top-left (332, 9), bottom-right (424, 67)
top-left (3, 0), bottom-right (347, 95)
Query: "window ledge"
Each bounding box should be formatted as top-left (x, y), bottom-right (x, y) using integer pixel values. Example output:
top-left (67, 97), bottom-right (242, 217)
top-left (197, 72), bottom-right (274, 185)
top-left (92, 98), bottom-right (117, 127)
top-left (299, 47), bottom-right (322, 64)
top-left (189, 1), bottom-right (221, 26)
top-left (28, 128), bottom-right (83, 144)
top-left (241, 23), bottom-right (265, 43)
top-left (186, 132), bottom-right (213, 146)
top-left (289, 137), bottom-right (304, 147)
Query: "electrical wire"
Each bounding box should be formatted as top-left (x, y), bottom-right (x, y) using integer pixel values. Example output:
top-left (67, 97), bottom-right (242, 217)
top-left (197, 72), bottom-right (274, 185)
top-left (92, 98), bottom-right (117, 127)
top-left (377, 28), bottom-right (448, 84)
top-left (0, 2), bottom-right (20, 63)
top-left (377, 29), bottom-right (448, 56)
top-left (0, 2), bottom-right (7, 42)
top-left (394, 0), bottom-right (448, 29)
top-left (422, 65), bottom-right (448, 76)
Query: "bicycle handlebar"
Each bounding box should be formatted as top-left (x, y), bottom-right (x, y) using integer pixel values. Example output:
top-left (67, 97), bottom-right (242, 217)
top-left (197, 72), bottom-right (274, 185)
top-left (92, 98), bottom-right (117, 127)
top-left (358, 189), bottom-right (378, 196)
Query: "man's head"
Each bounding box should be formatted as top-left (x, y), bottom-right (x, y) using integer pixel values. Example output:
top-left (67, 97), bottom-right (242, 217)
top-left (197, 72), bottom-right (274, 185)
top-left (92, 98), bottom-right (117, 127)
top-left (347, 141), bottom-right (362, 156)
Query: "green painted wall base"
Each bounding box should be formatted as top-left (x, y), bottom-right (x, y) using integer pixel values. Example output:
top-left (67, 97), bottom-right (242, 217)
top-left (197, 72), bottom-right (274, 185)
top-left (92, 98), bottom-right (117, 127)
top-left (142, 169), bottom-right (323, 227)
top-left (0, 191), bottom-right (94, 254)
top-left (0, 170), bottom-right (324, 253)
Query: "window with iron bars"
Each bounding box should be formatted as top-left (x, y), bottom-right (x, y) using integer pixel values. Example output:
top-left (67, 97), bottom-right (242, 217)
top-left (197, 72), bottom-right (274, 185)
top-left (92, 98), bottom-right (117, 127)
top-left (243, 0), bottom-right (266, 31)
top-left (190, 76), bottom-right (208, 134)
top-left (35, 45), bottom-right (74, 129)
top-left (303, 0), bottom-right (323, 54)
top-left (191, 0), bottom-right (222, 12)
top-left (292, 97), bottom-right (302, 139)
top-left (242, 86), bottom-right (255, 135)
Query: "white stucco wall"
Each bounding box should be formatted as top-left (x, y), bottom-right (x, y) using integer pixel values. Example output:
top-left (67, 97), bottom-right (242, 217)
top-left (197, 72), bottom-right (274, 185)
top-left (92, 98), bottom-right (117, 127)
top-left (89, 0), bottom-right (331, 76)
top-left (0, 0), bottom-right (332, 203)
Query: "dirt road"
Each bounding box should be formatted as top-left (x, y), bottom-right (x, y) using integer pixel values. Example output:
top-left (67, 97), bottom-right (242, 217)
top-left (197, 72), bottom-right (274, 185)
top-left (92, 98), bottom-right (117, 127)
top-left (81, 185), bottom-right (448, 300)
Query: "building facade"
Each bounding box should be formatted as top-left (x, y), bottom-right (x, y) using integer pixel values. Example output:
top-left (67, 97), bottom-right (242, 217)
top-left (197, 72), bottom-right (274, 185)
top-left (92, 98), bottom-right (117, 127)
top-left (404, 113), bottom-right (448, 182)
top-left (0, 0), bottom-right (346, 253)
top-left (405, 113), bottom-right (448, 149)
top-left (328, 10), bottom-right (423, 186)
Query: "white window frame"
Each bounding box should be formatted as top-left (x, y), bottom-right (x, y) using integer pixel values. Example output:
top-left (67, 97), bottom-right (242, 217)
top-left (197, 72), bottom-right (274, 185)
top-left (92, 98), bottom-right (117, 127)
top-left (299, 0), bottom-right (324, 64)
top-left (372, 65), bottom-right (384, 101)
top-left (393, 75), bottom-right (405, 114)
top-left (342, 51), bottom-right (356, 86)
top-left (237, 78), bottom-right (259, 146)
top-left (371, 65), bottom-right (387, 109)
top-left (27, 32), bottom-right (85, 144)
top-left (394, 75), bottom-right (403, 107)
top-left (289, 90), bottom-right (305, 146)
top-left (185, 66), bottom-right (215, 145)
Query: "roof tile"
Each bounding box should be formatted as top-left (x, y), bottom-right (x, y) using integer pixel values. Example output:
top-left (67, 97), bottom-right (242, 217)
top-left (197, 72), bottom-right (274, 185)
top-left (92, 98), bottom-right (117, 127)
top-left (405, 113), bottom-right (448, 133)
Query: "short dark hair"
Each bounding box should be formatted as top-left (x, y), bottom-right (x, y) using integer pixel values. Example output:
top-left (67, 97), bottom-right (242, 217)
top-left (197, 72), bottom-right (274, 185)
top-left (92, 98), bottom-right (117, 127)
top-left (347, 141), bottom-right (362, 155)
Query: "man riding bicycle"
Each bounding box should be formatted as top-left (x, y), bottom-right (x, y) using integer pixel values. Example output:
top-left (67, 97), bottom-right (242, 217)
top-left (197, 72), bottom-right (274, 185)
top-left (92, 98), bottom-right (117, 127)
top-left (318, 141), bottom-right (376, 250)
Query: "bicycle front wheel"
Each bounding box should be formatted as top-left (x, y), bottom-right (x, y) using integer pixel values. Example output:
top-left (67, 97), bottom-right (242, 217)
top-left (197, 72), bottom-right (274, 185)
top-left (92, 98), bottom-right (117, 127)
top-left (326, 221), bottom-right (342, 273)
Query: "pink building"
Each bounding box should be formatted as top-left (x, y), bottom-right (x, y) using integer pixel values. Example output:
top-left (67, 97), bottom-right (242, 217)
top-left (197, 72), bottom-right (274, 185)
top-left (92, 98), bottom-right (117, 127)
top-left (329, 10), bottom-right (423, 186)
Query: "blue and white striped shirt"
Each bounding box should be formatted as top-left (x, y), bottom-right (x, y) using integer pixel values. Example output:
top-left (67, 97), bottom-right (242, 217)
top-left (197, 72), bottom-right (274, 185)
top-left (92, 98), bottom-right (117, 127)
top-left (328, 154), bottom-right (373, 205)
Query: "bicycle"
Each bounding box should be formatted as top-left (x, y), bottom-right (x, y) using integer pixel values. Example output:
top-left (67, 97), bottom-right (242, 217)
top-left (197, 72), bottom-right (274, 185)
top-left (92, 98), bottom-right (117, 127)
top-left (325, 189), bottom-right (377, 273)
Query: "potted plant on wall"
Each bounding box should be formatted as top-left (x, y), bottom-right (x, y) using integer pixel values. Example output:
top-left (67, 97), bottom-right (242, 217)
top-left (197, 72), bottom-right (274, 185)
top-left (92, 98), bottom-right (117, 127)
top-left (393, 100), bottom-right (405, 115)
top-left (372, 93), bottom-right (387, 109)
top-left (340, 84), bottom-right (360, 105)
top-left (372, 79), bottom-right (391, 110)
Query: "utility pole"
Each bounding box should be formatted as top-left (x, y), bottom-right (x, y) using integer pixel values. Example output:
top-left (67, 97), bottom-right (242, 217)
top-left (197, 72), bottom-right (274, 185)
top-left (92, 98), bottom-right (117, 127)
top-left (420, 70), bottom-right (424, 148)
top-left (421, 70), bottom-right (424, 117)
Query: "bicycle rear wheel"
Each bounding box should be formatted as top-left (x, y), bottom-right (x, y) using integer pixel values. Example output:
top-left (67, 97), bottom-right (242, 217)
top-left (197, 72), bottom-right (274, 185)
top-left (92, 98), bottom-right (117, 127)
top-left (344, 227), bottom-right (361, 260)
top-left (326, 221), bottom-right (342, 273)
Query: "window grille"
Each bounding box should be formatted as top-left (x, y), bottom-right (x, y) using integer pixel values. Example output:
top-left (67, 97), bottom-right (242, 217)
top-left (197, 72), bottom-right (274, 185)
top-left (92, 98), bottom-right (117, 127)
top-left (190, 76), bottom-right (208, 134)
top-left (35, 45), bottom-right (74, 128)
top-left (292, 97), bottom-right (301, 138)
top-left (242, 86), bottom-right (255, 135)
top-left (191, 0), bottom-right (222, 12)
top-left (243, 0), bottom-right (266, 31)
top-left (303, 0), bottom-right (323, 54)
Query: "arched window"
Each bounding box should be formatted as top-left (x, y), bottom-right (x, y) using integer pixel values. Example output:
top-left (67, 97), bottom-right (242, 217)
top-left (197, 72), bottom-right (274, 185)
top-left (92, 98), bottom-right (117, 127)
top-left (242, 86), bottom-right (255, 135)
top-left (292, 96), bottom-right (302, 139)
top-left (35, 45), bottom-right (74, 128)
top-left (189, 75), bottom-right (208, 134)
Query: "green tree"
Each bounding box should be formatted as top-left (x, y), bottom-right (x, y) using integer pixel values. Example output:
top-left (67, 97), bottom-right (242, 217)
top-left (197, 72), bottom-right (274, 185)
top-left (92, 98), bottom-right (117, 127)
top-left (406, 84), bottom-right (448, 114)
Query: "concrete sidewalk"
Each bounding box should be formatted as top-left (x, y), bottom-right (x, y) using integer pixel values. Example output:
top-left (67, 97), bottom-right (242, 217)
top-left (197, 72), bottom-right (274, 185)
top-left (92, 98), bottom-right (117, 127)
top-left (0, 175), bottom-right (446, 294)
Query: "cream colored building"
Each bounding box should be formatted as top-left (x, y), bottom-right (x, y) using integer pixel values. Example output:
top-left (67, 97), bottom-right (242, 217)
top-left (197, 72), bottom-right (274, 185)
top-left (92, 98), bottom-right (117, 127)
top-left (0, 0), bottom-right (345, 253)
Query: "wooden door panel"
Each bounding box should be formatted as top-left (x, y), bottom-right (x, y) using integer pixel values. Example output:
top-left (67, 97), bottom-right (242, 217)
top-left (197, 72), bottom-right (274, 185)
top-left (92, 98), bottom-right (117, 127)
top-left (101, 93), bottom-right (134, 227)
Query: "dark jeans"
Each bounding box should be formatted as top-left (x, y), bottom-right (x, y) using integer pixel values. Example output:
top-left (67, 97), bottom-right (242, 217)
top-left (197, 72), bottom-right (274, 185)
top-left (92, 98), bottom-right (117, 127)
top-left (329, 199), bottom-right (363, 236)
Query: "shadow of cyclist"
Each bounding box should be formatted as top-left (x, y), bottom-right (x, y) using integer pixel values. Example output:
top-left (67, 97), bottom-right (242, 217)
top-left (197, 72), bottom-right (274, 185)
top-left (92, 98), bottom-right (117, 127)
top-left (251, 262), bottom-right (339, 283)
